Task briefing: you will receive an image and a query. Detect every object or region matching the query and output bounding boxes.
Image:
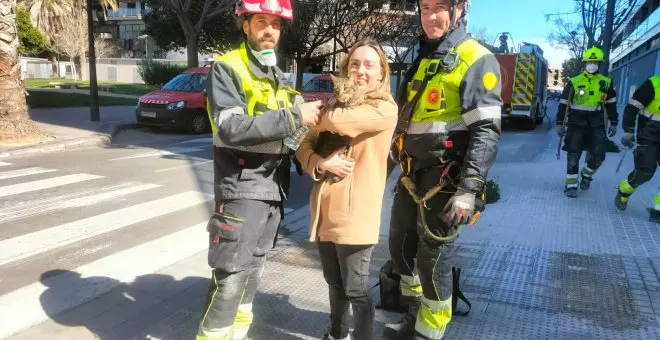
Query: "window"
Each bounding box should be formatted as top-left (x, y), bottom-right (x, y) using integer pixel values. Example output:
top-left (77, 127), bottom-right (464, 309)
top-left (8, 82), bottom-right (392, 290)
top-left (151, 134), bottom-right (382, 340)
top-left (118, 24), bottom-right (145, 40)
top-left (162, 73), bottom-right (209, 93)
top-left (302, 79), bottom-right (334, 93)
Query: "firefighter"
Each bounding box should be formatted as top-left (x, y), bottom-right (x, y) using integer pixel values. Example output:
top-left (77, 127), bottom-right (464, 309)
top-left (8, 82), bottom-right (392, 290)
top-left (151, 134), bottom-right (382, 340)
top-left (385, 0), bottom-right (501, 339)
top-left (615, 75), bottom-right (660, 222)
top-left (556, 46), bottom-right (618, 198)
top-left (197, 1), bottom-right (323, 339)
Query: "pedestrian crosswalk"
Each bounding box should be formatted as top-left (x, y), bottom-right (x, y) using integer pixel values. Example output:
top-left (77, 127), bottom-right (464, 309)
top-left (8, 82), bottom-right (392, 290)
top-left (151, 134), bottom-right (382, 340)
top-left (0, 161), bottom-right (214, 339)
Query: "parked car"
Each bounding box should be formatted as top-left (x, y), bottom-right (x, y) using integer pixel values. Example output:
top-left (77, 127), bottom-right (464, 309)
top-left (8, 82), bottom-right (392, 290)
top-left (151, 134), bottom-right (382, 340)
top-left (300, 74), bottom-right (335, 102)
top-left (136, 67), bottom-right (211, 134)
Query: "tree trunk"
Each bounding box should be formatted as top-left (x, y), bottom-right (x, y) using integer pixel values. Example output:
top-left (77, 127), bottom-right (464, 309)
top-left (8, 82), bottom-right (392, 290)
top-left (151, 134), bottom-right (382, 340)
top-left (51, 55), bottom-right (58, 78)
top-left (186, 35), bottom-right (199, 68)
top-left (0, 0), bottom-right (41, 142)
top-left (395, 69), bottom-right (402, 95)
top-left (295, 58), bottom-right (307, 90)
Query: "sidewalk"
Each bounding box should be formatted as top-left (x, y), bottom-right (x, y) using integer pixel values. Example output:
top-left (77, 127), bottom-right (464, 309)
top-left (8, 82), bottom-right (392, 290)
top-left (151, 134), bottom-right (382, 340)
top-left (27, 87), bottom-right (141, 99)
top-left (8, 128), bottom-right (660, 340)
top-left (0, 106), bottom-right (137, 159)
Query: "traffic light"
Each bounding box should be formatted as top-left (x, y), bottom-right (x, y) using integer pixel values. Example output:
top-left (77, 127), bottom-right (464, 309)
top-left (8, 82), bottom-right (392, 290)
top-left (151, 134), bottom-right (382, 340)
top-left (553, 69), bottom-right (559, 85)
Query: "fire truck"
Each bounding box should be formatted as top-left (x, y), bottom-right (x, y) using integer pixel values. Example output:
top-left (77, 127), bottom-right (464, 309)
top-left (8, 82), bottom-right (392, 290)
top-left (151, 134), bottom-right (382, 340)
top-left (490, 33), bottom-right (549, 130)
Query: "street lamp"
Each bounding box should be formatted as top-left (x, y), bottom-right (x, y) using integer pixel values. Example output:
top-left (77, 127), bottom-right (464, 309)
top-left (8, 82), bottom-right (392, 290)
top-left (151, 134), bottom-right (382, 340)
top-left (86, 0), bottom-right (100, 121)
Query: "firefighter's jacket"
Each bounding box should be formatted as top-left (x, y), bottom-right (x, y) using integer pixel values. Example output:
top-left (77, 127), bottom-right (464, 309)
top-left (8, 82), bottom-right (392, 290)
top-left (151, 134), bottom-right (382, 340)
top-left (556, 72), bottom-right (618, 127)
top-left (623, 75), bottom-right (660, 142)
top-left (391, 25), bottom-right (502, 195)
top-left (206, 42), bottom-right (303, 201)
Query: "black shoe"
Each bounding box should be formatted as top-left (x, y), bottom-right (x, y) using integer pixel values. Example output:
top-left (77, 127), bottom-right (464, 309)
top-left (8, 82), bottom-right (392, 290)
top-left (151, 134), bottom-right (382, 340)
top-left (615, 191), bottom-right (628, 211)
top-left (650, 209), bottom-right (660, 223)
top-left (564, 186), bottom-right (578, 198)
top-left (580, 177), bottom-right (592, 191)
top-left (384, 297), bottom-right (420, 339)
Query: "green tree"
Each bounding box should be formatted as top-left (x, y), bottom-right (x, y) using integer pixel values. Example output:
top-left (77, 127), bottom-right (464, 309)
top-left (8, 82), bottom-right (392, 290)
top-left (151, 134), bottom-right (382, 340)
top-left (143, 0), bottom-right (237, 67)
top-left (561, 57), bottom-right (583, 84)
top-left (16, 5), bottom-right (48, 56)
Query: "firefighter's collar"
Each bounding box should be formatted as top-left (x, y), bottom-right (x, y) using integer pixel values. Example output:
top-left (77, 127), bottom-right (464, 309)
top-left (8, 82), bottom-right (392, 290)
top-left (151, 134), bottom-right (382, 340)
top-left (244, 41), bottom-right (287, 87)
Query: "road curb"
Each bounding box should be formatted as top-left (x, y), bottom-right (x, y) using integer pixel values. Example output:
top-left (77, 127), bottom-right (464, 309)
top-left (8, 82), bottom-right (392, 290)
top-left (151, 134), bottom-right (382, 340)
top-left (0, 122), bottom-right (140, 160)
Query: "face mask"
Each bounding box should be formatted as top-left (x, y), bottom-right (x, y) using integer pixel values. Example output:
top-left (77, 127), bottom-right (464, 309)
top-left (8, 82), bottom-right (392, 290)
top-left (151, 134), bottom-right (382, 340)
top-left (250, 48), bottom-right (278, 67)
top-left (585, 63), bottom-right (599, 74)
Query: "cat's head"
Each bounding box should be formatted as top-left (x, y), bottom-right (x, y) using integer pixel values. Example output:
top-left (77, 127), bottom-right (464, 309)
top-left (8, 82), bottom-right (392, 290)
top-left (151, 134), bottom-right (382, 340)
top-left (330, 74), bottom-right (360, 104)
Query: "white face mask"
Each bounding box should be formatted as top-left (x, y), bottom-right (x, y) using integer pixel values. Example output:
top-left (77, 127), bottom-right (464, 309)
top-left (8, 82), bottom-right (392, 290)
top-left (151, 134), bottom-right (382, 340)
top-left (251, 48), bottom-right (278, 67)
top-left (585, 63), bottom-right (599, 74)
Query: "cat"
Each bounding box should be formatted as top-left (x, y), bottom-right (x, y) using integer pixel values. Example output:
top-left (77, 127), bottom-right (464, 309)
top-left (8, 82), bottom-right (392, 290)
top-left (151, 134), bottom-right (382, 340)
top-left (313, 74), bottom-right (389, 182)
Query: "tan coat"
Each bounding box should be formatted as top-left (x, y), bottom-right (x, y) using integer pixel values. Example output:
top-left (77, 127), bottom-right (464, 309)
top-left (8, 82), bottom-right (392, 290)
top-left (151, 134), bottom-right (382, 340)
top-left (296, 89), bottom-right (398, 245)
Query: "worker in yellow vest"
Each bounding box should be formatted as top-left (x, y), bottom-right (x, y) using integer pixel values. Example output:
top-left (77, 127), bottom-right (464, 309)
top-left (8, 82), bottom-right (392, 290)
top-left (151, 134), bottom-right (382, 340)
top-left (197, 1), bottom-right (322, 339)
top-left (556, 46), bottom-right (618, 198)
top-left (385, 0), bottom-right (501, 339)
top-left (615, 75), bottom-right (660, 222)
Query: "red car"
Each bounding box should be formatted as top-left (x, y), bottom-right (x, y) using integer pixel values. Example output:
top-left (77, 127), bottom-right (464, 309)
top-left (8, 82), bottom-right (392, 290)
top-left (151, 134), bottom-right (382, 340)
top-left (300, 74), bottom-right (335, 102)
top-left (136, 66), bottom-right (211, 134)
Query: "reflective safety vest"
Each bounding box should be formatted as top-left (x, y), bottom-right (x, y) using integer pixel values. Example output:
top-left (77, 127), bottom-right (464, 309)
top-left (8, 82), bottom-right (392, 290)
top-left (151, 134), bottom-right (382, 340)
top-left (206, 42), bottom-right (297, 137)
top-left (646, 75), bottom-right (660, 116)
top-left (406, 38), bottom-right (490, 134)
top-left (570, 72), bottom-right (612, 111)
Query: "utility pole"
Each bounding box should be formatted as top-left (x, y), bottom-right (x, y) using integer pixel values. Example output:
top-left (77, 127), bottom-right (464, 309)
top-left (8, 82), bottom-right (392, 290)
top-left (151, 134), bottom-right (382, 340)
top-left (601, 0), bottom-right (615, 76)
top-left (86, 0), bottom-right (100, 121)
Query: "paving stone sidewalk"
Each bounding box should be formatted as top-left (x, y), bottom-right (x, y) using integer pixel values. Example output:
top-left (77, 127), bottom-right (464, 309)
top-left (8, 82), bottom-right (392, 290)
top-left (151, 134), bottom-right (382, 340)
top-left (10, 127), bottom-right (660, 340)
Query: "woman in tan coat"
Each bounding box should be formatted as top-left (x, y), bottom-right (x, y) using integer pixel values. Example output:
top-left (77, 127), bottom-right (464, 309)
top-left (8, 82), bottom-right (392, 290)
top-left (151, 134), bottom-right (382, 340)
top-left (295, 38), bottom-right (398, 340)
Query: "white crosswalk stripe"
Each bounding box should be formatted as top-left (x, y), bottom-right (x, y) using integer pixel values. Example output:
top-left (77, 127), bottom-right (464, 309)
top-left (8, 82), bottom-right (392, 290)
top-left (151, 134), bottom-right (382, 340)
top-left (0, 174), bottom-right (103, 198)
top-left (0, 160), bottom-right (299, 339)
top-left (0, 161), bottom-right (11, 167)
top-left (0, 167), bottom-right (57, 180)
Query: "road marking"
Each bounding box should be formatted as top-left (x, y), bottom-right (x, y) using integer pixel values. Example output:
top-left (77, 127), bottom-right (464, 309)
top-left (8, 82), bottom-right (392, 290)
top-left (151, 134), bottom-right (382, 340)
top-left (284, 208), bottom-right (294, 215)
top-left (0, 183), bottom-right (160, 224)
top-left (109, 147), bottom-right (205, 161)
top-left (0, 162), bottom-right (11, 167)
top-left (0, 174), bottom-right (103, 198)
top-left (0, 222), bottom-right (207, 339)
top-left (173, 137), bottom-right (213, 145)
top-left (0, 167), bottom-right (57, 180)
top-left (153, 160), bottom-right (213, 173)
top-left (0, 191), bottom-right (212, 266)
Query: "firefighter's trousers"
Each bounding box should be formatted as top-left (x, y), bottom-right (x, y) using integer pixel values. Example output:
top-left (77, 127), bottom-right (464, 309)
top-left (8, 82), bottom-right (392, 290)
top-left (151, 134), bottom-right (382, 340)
top-left (619, 138), bottom-right (660, 207)
top-left (563, 124), bottom-right (607, 188)
top-left (389, 166), bottom-right (459, 340)
top-left (197, 199), bottom-right (281, 340)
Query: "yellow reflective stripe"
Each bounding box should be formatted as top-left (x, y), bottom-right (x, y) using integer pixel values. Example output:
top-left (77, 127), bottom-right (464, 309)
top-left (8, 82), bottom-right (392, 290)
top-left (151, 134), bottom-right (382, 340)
top-left (400, 274), bottom-right (423, 297)
top-left (231, 303), bottom-right (253, 340)
top-left (415, 296), bottom-right (452, 339)
top-left (655, 193), bottom-right (660, 210)
top-left (619, 179), bottom-right (635, 194)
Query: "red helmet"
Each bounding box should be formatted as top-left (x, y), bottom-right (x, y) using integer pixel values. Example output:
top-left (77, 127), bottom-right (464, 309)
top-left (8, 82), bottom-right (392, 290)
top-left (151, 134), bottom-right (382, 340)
top-left (235, 0), bottom-right (293, 21)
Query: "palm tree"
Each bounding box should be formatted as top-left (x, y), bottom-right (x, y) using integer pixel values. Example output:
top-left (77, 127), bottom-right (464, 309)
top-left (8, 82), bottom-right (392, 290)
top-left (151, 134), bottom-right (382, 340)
top-left (0, 0), bottom-right (42, 142)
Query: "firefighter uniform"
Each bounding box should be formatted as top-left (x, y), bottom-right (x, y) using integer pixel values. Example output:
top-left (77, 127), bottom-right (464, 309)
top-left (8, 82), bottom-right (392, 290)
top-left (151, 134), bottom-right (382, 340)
top-left (615, 75), bottom-right (660, 222)
top-left (556, 47), bottom-right (618, 197)
top-left (386, 22), bottom-right (502, 339)
top-left (197, 35), bottom-right (303, 340)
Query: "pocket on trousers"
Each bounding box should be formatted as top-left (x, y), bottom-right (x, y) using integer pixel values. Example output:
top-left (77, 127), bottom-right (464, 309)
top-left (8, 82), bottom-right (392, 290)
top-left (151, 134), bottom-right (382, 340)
top-left (207, 212), bottom-right (244, 270)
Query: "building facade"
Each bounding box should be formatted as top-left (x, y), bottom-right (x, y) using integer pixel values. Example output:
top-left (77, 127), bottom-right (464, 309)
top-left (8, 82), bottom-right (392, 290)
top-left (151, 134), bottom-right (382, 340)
top-left (610, 0), bottom-right (660, 113)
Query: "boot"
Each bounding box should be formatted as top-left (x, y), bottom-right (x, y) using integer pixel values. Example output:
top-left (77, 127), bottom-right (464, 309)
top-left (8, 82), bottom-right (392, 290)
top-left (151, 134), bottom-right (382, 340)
top-left (384, 296), bottom-right (420, 339)
top-left (580, 176), bottom-right (591, 191)
top-left (564, 186), bottom-right (578, 198)
top-left (650, 209), bottom-right (660, 223)
top-left (614, 191), bottom-right (628, 211)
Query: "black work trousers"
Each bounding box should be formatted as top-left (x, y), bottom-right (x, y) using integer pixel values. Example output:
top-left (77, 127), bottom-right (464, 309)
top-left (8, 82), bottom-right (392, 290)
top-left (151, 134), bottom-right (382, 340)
top-left (564, 124), bottom-right (607, 176)
top-left (198, 199), bottom-right (281, 340)
top-left (388, 165), bottom-right (459, 339)
top-left (626, 138), bottom-right (660, 187)
top-left (318, 241), bottom-right (375, 340)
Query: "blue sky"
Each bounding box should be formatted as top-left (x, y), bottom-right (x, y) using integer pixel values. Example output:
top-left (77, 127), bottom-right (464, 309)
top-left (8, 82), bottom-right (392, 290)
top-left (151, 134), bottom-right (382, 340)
top-left (466, 0), bottom-right (580, 68)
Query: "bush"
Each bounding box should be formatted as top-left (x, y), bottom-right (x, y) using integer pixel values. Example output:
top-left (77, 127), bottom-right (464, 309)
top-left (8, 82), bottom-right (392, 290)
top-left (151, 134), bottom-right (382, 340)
top-left (485, 179), bottom-right (500, 204)
top-left (137, 59), bottom-right (187, 86)
top-left (605, 138), bottom-right (620, 153)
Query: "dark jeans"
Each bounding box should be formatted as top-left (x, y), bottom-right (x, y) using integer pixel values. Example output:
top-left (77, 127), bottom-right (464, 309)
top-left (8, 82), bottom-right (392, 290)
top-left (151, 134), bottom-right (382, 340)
top-left (318, 241), bottom-right (375, 340)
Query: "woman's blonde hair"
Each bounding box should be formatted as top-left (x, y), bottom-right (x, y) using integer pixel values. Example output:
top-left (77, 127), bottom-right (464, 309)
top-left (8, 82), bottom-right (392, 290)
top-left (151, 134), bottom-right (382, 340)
top-left (338, 37), bottom-right (391, 92)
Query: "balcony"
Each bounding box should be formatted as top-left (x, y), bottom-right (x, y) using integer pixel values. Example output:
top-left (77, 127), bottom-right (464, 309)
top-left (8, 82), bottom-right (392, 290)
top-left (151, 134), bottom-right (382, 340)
top-left (107, 8), bottom-right (149, 20)
top-left (611, 7), bottom-right (660, 63)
